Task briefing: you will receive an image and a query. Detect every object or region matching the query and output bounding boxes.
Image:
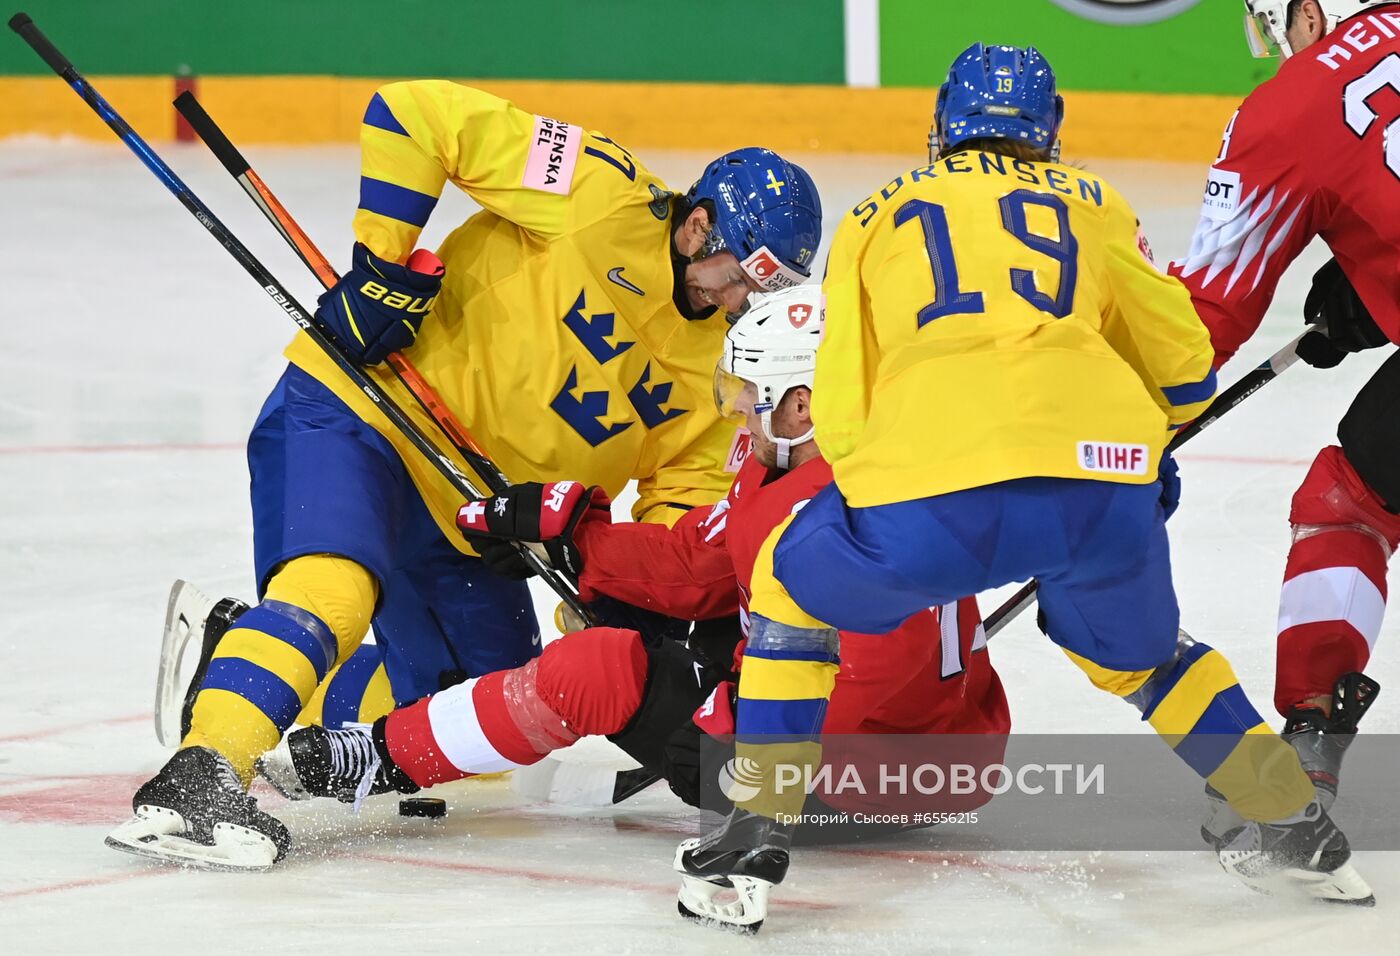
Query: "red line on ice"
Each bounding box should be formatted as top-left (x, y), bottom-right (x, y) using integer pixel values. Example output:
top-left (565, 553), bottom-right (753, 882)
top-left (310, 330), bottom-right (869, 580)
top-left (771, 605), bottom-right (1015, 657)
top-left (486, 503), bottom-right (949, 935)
top-left (0, 712), bottom-right (148, 744)
top-left (354, 851), bottom-right (837, 911)
top-left (0, 867), bottom-right (171, 902)
top-left (0, 441), bottom-right (243, 456)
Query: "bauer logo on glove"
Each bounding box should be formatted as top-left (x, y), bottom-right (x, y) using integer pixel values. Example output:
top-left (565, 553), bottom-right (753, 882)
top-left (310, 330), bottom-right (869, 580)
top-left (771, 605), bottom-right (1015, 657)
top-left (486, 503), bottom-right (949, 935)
top-left (315, 242), bottom-right (445, 365)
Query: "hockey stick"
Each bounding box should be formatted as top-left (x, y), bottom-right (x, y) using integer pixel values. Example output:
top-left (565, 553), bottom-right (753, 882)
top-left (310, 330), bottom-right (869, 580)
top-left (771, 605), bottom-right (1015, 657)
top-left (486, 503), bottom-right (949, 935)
top-left (171, 91), bottom-right (499, 478)
top-left (982, 324), bottom-right (1321, 638)
top-left (9, 12), bottom-right (590, 622)
top-left (169, 91), bottom-right (593, 620)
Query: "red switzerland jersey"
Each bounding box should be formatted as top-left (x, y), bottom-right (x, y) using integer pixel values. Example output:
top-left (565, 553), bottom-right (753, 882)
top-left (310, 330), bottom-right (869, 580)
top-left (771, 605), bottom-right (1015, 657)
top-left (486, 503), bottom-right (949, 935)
top-left (1170, 5), bottom-right (1400, 365)
top-left (576, 450), bottom-right (1010, 736)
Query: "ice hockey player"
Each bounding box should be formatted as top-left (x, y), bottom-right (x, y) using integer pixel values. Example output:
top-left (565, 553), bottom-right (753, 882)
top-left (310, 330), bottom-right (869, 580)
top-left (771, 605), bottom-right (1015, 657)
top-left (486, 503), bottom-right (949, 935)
top-left (259, 286), bottom-right (1009, 883)
top-left (1170, 0), bottom-right (1389, 836)
top-left (679, 43), bottom-right (1375, 931)
top-left (104, 79), bottom-right (822, 870)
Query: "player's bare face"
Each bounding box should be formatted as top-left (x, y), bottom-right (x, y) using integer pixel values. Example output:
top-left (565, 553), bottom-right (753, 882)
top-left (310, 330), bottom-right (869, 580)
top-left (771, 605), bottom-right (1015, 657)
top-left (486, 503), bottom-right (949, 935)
top-left (740, 387), bottom-right (811, 469)
top-left (684, 252), bottom-right (761, 320)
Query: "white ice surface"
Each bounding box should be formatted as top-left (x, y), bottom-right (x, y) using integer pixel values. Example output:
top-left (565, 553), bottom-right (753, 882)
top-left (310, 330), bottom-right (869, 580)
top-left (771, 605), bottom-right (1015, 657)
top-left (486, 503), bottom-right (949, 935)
top-left (1, 140), bottom-right (1397, 954)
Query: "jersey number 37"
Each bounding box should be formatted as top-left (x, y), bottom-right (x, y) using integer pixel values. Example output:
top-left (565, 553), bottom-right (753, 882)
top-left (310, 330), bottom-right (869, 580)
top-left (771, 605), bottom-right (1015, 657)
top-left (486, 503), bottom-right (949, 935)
top-left (895, 190), bottom-right (1078, 328)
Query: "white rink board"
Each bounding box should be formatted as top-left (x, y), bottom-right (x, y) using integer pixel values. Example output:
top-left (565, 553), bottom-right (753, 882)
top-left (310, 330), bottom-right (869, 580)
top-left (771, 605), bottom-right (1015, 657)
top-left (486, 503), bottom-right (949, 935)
top-left (1, 140), bottom-right (1396, 954)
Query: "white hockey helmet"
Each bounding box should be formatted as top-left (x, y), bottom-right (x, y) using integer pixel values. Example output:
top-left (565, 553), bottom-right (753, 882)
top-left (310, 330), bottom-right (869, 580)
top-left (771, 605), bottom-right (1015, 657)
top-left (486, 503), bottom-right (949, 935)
top-left (713, 284), bottom-right (824, 469)
top-left (1245, 0), bottom-right (1386, 58)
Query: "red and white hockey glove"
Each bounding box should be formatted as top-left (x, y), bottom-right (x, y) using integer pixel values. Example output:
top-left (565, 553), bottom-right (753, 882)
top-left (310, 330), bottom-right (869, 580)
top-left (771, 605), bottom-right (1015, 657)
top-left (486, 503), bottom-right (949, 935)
top-left (456, 481), bottom-right (611, 581)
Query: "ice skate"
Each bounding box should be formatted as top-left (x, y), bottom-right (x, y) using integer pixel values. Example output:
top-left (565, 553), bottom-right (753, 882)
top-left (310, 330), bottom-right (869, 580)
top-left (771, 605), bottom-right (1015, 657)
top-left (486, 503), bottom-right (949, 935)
top-left (1218, 800), bottom-right (1374, 905)
top-left (257, 723), bottom-right (415, 807)
top-left (674, 808), bottom-right (794, 934)
top-left (1202, 672), bottom-right (1379, 849)
top-left (106, 747), bottom-right (289, 871)
top-left (154, 581), bottom-right (249, 746)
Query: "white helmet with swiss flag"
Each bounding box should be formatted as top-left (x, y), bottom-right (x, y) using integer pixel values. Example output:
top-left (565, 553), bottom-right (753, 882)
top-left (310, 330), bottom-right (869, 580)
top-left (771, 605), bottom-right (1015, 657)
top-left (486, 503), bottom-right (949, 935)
top-left (1245, 0), bottom-right (1388, 58)
top-left (713, 284), bottom-right (824, 468)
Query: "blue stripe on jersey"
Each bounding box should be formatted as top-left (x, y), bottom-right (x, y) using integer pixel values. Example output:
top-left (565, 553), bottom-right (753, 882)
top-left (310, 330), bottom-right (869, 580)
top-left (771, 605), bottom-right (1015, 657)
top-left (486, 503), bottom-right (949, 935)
top-left (734, 697), bottom-right (828, 740)
top-left (323, 643), bottom-right (383, 728)
top-left (1139, 640), bottom-right (1213, 722)
top-left (1162, 370), bottom-right (1217, 407)
top-left (238, 602), bottom-right (336, 682)
top-left (742, 644), bottom-right (842, 665)
top-left (1173, 730), bottom-right (1242, 779)
top-left (359, 177), bottom-right (438, 228)
top-left (201, 658), bottom-right (303, 729)
top-left (362, 93), bottom-right (409, 136)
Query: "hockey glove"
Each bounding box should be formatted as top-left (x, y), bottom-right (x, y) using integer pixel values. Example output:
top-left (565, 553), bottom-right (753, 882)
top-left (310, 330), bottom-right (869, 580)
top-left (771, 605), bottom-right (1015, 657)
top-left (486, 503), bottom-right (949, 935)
top-left (1296, 258), bottom-right (1390, 370)
top-left (1158, 452), bottom-right (1181, 521)
top-left (315, 243), bottom-right (444, 366)
top-left (456, 481), bottom-right (611, 582)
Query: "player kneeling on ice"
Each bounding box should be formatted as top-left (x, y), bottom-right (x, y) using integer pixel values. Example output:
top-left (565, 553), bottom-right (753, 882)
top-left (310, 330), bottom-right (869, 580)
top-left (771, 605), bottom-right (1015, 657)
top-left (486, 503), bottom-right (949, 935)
top-left (106, 78), bottom-right (822, 871)
top-left (680, 43), bottom-right (1373, 932)
top-left (258, 287), bottom-right (1010, 923)
top-left (1171, 0), bottom-right (1393, 845)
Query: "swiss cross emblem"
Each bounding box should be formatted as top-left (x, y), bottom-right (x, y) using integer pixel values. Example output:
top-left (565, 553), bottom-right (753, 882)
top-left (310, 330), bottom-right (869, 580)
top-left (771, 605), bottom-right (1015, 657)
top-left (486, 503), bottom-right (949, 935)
top-left (788, 304), bottom-right (812, 328)
top-left (748, 251), bottom-right (779, 278)
top-left (459, 500), bottom-right (486, 527)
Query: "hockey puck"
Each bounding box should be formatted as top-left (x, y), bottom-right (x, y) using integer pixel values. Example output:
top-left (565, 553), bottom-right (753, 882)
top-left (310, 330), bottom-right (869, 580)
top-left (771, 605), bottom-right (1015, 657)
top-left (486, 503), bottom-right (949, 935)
top-left (398, 797), bottom-right (447, 819)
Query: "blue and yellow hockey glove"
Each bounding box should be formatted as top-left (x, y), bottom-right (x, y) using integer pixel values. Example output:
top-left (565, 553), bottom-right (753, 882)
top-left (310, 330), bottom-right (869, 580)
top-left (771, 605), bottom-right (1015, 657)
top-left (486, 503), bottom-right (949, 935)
top-left (315, 243), bottom-right (444, 365)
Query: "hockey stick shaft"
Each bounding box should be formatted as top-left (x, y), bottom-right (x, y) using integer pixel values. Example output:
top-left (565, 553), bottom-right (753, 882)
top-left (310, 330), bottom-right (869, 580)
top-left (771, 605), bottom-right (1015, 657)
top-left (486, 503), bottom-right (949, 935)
top-left (982, 324), bottom-right (1320, 638)
top-left (9, 13), bottom-right (588, 620)
top-left (169, 93), bottom-right (591, 624)
top-left (171, 92), bottom-right (496, 470)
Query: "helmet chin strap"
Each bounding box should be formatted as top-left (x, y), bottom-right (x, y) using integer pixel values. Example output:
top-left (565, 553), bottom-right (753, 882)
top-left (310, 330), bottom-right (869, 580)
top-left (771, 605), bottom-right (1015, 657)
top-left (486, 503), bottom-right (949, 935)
top-left (758, 409), bottom-right (815, 470)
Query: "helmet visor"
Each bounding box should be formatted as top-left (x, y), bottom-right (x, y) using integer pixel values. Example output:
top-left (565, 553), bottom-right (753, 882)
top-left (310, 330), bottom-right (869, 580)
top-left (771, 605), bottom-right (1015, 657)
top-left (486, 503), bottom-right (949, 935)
top-left (1245, 11), bottom-right (1280, 58)
top-left (713, 362), bottom-right (758, 425)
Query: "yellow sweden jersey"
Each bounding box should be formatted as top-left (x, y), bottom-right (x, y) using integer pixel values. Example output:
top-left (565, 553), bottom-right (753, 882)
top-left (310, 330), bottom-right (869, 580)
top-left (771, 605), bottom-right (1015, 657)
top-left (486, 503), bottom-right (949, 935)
top-left (816, 149), bottom-right (1216, 508)
top-left (284, 81), bottom-right (740, 545)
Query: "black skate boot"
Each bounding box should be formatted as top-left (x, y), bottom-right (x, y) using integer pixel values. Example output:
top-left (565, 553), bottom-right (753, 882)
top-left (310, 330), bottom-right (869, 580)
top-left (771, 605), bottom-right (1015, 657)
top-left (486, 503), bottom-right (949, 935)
top-left (674, 808), bottom-right (795, 933)
top-left (178, 597), bottom-right (249, 740)
top-left (106, 747), bottom-right (290, 871)
top-left (1201, 672), bottom-right (1379, 849)
top-left (257, 720), bottom-right (417, 806)
top-left (1282, 671), bottom-right (1379, 811)
top-left (1218, 800), bottom-right (1374, 905)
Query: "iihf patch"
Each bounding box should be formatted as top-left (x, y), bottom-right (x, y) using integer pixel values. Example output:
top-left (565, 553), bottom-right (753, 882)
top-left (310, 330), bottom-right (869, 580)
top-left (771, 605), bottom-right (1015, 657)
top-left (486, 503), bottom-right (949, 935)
top-left (1077, 441), bottom-right (1150, 476)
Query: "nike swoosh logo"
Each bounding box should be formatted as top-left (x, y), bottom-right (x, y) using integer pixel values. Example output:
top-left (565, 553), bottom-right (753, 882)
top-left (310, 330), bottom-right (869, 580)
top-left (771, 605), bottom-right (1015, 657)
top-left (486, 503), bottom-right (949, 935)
top-left (693, 661), bottom-right (705, 687)
top-left (607, 267), bottom-right (645, 296)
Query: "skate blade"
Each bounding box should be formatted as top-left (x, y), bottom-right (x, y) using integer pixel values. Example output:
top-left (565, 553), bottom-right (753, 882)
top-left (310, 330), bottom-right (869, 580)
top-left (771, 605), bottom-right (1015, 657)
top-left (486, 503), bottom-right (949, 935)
top-left (677, 874), bottom-right (770, 934)
top-left (254, 736), bottom-right (312, 802)
top-left (105, 805), bottom-right (278, 872)
top-left (1283, 860), bottom-right (1376, 906)
top-left (154, 581), bottom-right (215, 747)
top-left (1221, 852), bottom-right (1376, 906)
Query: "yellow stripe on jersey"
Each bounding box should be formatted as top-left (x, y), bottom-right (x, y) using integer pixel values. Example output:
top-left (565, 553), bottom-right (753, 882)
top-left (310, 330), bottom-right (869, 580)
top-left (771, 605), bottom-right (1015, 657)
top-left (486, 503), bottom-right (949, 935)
top-left (748, 514), bottom-right (832, 630)
top-left (739, 654), bottom-right (839, 702)
top-left (1207, 725), bottom-right (1315, 822)
top-left (183, 556), bottom-right (376, 784)
top-left (1061, 647), bottom-right (1155, 697)
top-left (1141, 647), bottom-right (1240, 742)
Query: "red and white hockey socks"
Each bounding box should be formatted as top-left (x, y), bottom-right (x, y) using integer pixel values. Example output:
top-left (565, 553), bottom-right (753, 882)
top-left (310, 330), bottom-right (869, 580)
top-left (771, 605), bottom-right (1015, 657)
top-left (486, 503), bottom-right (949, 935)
top-left (381, 627), bottom-right (649, 788)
